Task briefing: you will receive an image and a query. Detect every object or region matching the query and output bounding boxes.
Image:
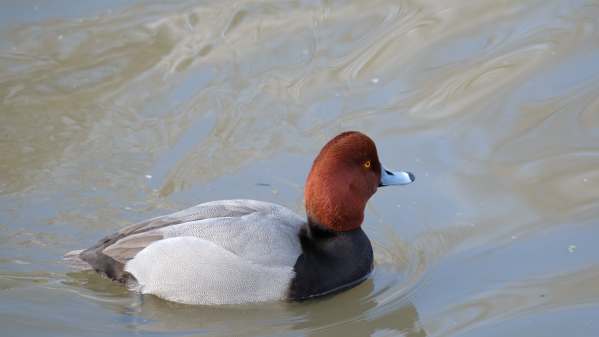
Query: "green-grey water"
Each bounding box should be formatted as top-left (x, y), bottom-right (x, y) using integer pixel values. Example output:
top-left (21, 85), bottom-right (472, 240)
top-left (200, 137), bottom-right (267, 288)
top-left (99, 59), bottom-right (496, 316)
top-left (1, 0), bottom-right (599, 336)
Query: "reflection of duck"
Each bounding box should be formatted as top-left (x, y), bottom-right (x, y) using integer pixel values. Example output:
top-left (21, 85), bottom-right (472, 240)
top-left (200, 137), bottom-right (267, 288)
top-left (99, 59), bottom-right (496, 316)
top-left (290, 280), bottom-right (427, 337)
top-left (65, 131), bottom-right (414, 305)
top-left (65, 270), bottom-right (426, 336)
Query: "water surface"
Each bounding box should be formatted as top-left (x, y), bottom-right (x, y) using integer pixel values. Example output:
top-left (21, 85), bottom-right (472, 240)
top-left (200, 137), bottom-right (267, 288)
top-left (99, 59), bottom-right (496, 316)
top-left (1, 0), bottom-right (599, 336)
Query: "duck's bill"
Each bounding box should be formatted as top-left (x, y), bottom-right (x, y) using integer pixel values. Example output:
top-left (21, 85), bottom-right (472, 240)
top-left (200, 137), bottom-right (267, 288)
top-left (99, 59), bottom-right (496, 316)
top-left (379, 166), bottom-right (415, 187)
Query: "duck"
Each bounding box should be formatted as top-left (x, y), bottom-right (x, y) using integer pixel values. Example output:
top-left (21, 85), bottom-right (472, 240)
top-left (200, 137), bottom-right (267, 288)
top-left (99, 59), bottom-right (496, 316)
top-left (64, 131), bottom-right (414, 305)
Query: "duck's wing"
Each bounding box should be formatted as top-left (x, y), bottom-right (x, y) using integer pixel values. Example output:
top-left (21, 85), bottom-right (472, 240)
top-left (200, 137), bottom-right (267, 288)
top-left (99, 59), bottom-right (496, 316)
top-left (73, 200), bottom-right (304, 281)
top-left (116, 199), bottom-right (279, 236)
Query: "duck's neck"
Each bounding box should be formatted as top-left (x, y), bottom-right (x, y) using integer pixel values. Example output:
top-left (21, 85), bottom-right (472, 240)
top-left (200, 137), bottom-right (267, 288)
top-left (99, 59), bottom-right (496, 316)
top-left (304, 216), bottom-right (338, 240)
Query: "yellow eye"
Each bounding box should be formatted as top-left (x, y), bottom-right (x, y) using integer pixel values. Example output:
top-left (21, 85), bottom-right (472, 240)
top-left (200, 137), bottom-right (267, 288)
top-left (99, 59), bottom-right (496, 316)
top-left (363, 160), bottom-right (371, 169)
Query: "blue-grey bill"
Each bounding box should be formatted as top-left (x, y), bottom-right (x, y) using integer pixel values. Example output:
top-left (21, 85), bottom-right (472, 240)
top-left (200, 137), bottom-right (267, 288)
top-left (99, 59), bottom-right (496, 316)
top-left (379, 166), bottom-right (415, 186)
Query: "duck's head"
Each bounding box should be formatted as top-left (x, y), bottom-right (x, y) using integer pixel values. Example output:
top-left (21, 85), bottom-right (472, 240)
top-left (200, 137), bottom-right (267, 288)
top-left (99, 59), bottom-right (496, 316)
top-left (304, 131), bottom-right (414, 232)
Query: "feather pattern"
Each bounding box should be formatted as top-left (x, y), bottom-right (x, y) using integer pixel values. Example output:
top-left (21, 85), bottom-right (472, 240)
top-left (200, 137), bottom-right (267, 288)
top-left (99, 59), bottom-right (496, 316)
top-left (125, 237), bottom-right (296, 305)
top-left (99, 199), bottom-right (306, 304)
top-left (102, 231), bottom-right (164, 264)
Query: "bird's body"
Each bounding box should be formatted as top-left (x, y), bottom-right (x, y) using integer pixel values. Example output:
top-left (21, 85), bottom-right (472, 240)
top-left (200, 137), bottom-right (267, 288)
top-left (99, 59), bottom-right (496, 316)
top-left (65, 131), bottom-right (414, 304)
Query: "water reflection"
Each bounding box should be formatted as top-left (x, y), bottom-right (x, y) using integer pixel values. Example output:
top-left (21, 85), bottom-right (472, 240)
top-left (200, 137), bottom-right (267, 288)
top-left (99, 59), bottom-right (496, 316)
top-left (65, 270), bottom-right (426, 337)
top-left (290, 281), bottom-right (426, 337)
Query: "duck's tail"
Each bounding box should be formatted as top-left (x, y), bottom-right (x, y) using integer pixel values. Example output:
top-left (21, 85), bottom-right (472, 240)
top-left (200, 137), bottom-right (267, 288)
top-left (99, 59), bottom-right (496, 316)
top-left (63, 249), bottom-right (92, 270)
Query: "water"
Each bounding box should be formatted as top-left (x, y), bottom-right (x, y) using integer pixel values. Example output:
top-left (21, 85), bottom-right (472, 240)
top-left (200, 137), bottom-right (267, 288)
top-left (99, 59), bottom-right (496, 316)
top-left (1, 0), bottom-right (599, 336)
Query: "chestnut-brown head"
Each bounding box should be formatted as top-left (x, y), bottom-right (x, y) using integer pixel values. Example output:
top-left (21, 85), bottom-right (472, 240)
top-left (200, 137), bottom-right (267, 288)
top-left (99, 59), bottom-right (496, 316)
top-left (304, 131), bottom-right (414, 232)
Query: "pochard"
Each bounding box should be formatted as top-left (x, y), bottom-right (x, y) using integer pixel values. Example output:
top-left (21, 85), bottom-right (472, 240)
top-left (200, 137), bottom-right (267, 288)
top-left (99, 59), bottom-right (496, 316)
top-left (65, 131), bottom-right (414, 305)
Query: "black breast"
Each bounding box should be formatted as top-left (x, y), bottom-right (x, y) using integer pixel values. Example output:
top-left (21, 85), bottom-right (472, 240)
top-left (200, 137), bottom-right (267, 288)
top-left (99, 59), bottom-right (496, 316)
top-left (287, 222), bottom-right (373, 301)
